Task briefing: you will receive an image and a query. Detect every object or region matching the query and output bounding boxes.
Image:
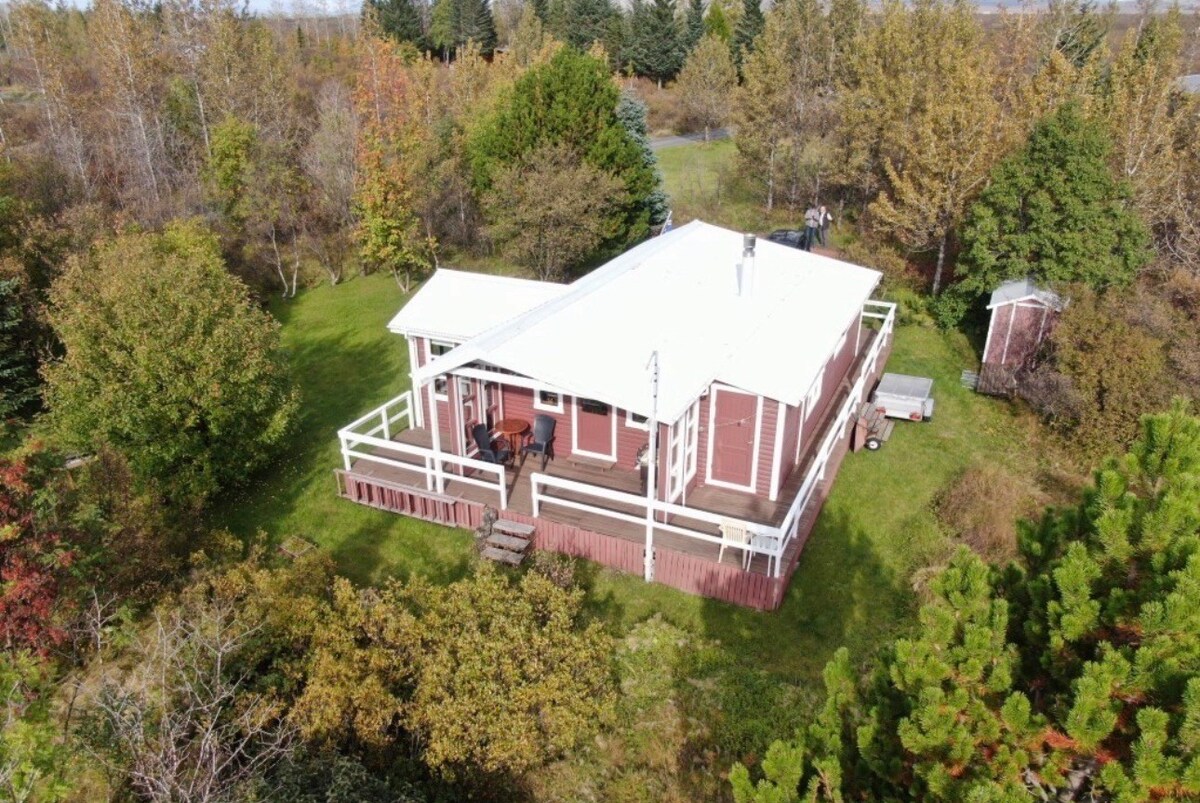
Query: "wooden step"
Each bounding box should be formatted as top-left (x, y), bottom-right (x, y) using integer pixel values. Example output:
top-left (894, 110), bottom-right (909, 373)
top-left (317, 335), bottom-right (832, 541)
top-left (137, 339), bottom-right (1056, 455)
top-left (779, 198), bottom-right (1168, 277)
top-left (493, 519), bottom-right (536, 537)
top-left (486, 533), bottom-right (530, 552)
top-left (481, 546), bottom-right (525, 566)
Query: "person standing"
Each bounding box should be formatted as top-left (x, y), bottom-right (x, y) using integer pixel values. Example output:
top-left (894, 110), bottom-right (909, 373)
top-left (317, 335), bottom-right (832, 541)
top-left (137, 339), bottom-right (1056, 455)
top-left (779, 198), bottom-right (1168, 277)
top-left (817, 205), bottom-right (834, 247)
top-left (802, 205), bottom-right (820, 251)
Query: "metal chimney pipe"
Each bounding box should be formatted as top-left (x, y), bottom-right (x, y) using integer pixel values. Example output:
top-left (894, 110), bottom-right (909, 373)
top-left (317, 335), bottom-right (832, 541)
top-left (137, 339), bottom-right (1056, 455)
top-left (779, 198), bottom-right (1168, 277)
top-left (739, 233), bottom-right (757, 296)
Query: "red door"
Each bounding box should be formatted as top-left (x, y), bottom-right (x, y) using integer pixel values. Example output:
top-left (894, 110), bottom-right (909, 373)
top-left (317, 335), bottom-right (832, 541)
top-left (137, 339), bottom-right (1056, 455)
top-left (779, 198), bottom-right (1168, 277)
top-left (574, 398), bottom-right (614, 459)
top-left (710, 389), bottom-right (758, 488)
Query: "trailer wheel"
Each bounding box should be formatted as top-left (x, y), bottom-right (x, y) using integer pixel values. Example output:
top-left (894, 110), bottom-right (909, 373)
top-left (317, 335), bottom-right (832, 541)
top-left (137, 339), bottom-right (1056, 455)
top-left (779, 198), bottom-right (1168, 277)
top-left (865, 436), bottom-right (883, 451)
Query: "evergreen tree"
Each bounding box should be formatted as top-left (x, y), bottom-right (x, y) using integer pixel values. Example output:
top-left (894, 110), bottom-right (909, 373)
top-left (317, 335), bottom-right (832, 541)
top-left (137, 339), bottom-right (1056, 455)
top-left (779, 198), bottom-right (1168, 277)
top-left (732, 403), bottom-right (1200, 801)
top-left (430, 0), bottom-right (497, 57)
top-left (731, 0), bottom-right (763, 69)
top-left (615, 91), bottom-right (669, 228)
top-left (945, 102), bottom-right (1150, 322)
top-left (469, 48), bottom-right (660, 250)
top-left (683, 0), bottom-right (705, 53)
top-left (625, 0), bottom-right (685, 85)
top-left (530, 0), bottom-right (549, 22)
top-left (364, 0), bottom-right (425, 47)
top-left (0, 278), bottom-right (38, 420)
top-left (565, 0), bottom-right (616, 50)
top-left (705, 0), bottom-right (731, 41)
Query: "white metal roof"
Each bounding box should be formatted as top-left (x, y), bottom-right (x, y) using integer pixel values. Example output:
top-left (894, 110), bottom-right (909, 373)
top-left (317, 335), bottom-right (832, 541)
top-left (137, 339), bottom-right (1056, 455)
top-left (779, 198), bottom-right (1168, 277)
top-left (411, 221), bottom-right (882, 422)
top-left (987, 278), bottom-right (1064, 311)
top-left (386, 269), bottom-right (570, 341)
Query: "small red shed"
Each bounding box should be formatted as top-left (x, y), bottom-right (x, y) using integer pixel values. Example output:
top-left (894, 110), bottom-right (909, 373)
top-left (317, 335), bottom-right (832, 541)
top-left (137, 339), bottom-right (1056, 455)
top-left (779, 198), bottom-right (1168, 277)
top-left (979, 278), bottom-right (1064, 394)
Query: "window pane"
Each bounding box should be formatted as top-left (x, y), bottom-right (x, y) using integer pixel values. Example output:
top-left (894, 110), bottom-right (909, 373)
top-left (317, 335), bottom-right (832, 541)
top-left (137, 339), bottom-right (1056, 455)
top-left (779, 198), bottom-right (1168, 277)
top-left (580, 399), bottom-right (610, 416)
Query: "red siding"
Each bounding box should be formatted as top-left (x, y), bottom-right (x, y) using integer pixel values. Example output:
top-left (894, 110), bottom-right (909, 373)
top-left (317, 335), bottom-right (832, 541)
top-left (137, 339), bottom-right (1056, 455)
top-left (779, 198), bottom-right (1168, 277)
top-left (801, 313), bottom-right (860, 447)
top-left (412, 336), bottom-right (454, 441)
top-left (756, 399), bottom-right (779, 495)
top-left (985, 301), bottom-right (1056, 368)
top-left (496, 385), bottom-right (655, 468)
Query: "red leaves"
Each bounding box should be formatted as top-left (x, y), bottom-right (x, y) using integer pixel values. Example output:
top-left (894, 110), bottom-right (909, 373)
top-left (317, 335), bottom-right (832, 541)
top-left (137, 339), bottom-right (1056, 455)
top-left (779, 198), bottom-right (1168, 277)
top-left (0, 451), bottom-right (76, 656)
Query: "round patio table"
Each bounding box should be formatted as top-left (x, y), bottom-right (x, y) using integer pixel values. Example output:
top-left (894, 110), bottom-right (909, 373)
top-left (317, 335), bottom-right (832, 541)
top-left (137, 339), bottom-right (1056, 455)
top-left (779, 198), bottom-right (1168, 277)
top-left (495, 418), bottom-right (530, 460)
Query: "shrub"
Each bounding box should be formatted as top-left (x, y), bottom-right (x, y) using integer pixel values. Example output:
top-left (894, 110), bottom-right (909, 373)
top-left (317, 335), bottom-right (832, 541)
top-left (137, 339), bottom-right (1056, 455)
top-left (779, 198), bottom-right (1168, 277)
top-left (44, 222), bottom-right (299, 506)
top-left (934, 464), bottom-right (1044, 564)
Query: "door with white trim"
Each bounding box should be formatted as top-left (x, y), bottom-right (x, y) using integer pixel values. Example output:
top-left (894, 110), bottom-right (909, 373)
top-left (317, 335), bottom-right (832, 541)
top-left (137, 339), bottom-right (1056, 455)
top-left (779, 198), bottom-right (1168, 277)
top-left (572, 397), bottom-right (617, 460)
top-left (707, 387), bottom-right (760, 491)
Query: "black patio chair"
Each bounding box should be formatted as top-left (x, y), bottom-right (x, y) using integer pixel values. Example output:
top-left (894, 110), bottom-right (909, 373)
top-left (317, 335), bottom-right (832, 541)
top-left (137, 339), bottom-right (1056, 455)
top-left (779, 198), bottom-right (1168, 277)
top-left (520, 414), bottom-right (556, 471)
top-left (472, 424), bottom-right (511, 465)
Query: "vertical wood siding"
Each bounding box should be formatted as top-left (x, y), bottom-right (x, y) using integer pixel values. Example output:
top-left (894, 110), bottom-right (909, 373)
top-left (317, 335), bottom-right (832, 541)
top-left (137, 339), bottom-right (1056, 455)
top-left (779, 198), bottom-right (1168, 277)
top-left (985, 301), bottom-right (1057, 369)
top-left (801, 313), bottom-right (861, 447)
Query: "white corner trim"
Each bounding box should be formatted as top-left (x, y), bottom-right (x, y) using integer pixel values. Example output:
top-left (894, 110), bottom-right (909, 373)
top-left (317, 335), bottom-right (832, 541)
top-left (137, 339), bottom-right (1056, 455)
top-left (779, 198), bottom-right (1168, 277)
top-left (768, 400), bottom-right (786, 502)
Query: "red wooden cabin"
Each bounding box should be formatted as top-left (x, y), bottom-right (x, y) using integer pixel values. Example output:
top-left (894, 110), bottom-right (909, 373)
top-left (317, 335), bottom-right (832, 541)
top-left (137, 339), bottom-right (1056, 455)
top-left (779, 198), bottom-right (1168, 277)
top-left (336, 221), bottom-right (895, 610)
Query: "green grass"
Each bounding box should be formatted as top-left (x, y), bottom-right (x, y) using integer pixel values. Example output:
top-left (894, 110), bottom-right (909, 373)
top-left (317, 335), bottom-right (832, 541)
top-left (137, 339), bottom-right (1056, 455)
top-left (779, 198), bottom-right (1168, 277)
top-left (218, 271), bottom-right (1049, 682)
top-left (211, 272), bottom-right (474, 587)
top-left (657, 139), bottom-right (807, 233)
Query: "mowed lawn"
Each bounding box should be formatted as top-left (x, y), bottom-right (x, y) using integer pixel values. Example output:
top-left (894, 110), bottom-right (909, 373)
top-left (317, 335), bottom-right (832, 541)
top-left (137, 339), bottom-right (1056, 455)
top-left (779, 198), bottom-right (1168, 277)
top-left (215, 268), bottom-right (1049, 684)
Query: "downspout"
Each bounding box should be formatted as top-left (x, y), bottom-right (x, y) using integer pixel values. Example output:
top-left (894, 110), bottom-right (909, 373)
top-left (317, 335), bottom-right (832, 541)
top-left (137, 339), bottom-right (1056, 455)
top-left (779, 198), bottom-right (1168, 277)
top-left (644, 351), bottom-right (659, 582)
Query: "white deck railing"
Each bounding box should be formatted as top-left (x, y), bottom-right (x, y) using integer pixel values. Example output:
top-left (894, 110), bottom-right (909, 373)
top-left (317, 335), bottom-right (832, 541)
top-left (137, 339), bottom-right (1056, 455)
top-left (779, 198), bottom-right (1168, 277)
top-left (337, 391), bottom-right (508, 509)
top-left (529, 299), bottom-right (896, 578)
top-left (339, 300), bottom-right (896, 579)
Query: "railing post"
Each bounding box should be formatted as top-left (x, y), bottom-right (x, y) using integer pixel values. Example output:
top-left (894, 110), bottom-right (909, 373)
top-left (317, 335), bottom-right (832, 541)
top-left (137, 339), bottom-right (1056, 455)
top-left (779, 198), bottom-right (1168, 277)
top-left (382, 408), bottom-right (391, 441)
top-left (532, 478), bottom-right (541, 517)
top-left (424, 456), bottom-right (433, 491)
top-left (499, 467), bottom-right (508, 510)
top-left (341, 435), bottom-right (352, 472)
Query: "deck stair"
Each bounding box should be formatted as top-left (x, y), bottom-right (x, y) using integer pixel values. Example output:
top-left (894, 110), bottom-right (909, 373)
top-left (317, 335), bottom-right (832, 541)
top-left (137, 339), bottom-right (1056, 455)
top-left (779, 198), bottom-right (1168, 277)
top-left (481, 519), bottom-right (536, 565)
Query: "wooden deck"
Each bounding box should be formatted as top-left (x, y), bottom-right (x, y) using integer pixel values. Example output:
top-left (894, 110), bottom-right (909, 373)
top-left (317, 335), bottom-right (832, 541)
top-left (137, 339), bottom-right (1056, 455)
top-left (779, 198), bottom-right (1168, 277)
top-left (338, 327), bottom-right (892, 610)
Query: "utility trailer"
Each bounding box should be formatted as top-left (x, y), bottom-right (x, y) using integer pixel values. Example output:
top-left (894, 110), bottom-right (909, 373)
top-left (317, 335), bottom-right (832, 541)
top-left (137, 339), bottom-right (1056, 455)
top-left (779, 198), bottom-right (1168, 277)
top-left (872, 373), bottom-right (935, 422)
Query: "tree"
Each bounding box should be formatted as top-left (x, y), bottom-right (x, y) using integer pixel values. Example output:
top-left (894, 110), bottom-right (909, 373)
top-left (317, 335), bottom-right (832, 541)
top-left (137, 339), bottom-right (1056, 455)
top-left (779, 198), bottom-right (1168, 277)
top-left (948, 103), bottom-right (1151, 319)
top-left (403, 567), bottom-right (616, 775)
top-left (430, 0), bottom-right (498, 57)
top-left (735, 0), bottom-right (833, 211)
top-left (0, 278), bottom-right (38, 420)
top-left (364, 0), bottom-right (426, 47)
top-left (614, 92), bottom-right (670, 230)
top-left (484, 143), bottom-right (626, 281)
top-left (0, 450), bottom-right (75, 656)
top-left (676, 34), bottom-right (737, 141)
top-left (43, 223), bottom-right (299, 506)
top-left (732, 403), bottom-right (1200, 801)
top-left (625, 0), bottom-right (685, 86)
top-left (0, 652), bottom-right (70, 802)
top-left (865, 0), bottom-right (1005, 294)
top-left (469, 48), bottom-right (659, 249)
top-left (301, 80), bottom-right (358, 286)
top-left (731, 0), bottom-right (764, 69)
top-left (683, 0), bottom-right (705, 53)
top-left (564, 0), bottom-right (618, 51)
top-left (83, 594), bottom-right (297, 802)
top-left (705, 0), bottom-right (732, 41)
top-left (353, 32), bottom-right (437, 291)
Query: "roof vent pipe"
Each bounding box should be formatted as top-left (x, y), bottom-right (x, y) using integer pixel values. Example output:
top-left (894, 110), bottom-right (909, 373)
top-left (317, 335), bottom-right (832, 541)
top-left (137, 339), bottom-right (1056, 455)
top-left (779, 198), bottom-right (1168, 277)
top-left (738, 233), bottom-right (756, 297)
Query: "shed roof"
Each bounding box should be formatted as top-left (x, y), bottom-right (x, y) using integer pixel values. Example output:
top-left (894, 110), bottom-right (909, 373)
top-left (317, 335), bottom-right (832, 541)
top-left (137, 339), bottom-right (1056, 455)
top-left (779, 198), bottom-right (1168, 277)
top-left (386, 269), bottom-right (570, 341)
top-left (987, 278), bottom-right (1064, 311)
top-left (410, 221), bottom-right (881, 422)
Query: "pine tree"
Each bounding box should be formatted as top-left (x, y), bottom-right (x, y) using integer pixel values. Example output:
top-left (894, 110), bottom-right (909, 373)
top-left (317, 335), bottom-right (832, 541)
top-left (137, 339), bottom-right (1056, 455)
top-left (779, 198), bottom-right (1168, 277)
top-left (948, 102), bottom-right (1151, 319)
top-left (731, 0), bottom-right (763, 69)
top-left (625, 0), bottom-right (685, 85)
top-left (430, 0), bottom-right (497, 57)
top-left (565, 0), bottom-right (616, 50)
top-left (364, 0), bottom-right (425, 47)
top-left (683, 0), bottom-right (705, 53)
top-left (615, 92), bottom-right (669, 228)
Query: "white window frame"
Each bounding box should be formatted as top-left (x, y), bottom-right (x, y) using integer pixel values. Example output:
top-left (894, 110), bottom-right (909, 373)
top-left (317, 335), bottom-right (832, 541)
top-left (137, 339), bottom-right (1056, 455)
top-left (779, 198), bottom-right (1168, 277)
top-left (625, 410), bottom-right (649, 430)
top-left (429, 340), bottom-right (455, 401)
top-left (533, 388), bottom-right (564, 413)
top-left (805, 370), bottom-right (824, 418)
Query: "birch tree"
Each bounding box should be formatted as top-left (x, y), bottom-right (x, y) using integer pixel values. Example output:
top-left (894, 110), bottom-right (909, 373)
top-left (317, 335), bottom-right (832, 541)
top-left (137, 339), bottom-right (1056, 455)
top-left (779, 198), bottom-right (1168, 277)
top-left (676, 34), bottom-right (737, 141)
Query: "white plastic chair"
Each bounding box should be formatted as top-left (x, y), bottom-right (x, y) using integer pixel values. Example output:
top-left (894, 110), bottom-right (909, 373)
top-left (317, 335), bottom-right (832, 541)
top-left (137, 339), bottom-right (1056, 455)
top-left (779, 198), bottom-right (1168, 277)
top-left (718, 519), bottom-right (753, 569)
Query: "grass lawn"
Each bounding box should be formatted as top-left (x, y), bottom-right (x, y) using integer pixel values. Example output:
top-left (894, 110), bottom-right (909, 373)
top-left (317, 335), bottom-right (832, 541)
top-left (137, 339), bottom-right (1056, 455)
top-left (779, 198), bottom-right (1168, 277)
top-left (217, 271), bottom-right (1053, 686)
top-left (212, 142), bottom-right (1069, 782)
top-left (657, 139), bottom-right (809, 234)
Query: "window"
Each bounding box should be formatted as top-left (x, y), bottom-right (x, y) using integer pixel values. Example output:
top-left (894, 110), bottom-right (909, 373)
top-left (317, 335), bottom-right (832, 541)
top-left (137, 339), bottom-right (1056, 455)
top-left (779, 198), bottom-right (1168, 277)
top-left (534, 389), bottom-right (563, 413)
top-left (429, 341), bottom-right (455, 400)
top-left (805, 371), bottom-right (823, 416)
top-left (579, 399), bottom-right (610, 416)
top-left (626, 411), bottom-right (649, 430)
